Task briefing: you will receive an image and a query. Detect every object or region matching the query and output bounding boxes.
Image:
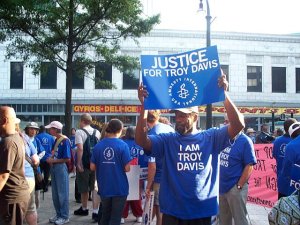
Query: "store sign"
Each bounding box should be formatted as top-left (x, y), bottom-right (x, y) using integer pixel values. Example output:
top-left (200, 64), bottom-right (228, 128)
top-left (141, 46), bottom-right (225, 109)
top-left (73, 104), bottom-right (300, 115)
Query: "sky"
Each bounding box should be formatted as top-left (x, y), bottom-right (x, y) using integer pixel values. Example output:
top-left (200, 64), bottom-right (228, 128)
top-left (143, 0), bottom-right (300, 35)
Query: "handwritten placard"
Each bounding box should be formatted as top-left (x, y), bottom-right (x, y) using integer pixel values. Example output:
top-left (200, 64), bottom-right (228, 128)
top-left (247, 144), bottom-right (277, 208)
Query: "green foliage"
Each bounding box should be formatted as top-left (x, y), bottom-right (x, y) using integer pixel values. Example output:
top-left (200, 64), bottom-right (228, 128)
top-left (0, 0), bottom-right (159, 74)
top-left (0, 0), bottom-right (160, 135)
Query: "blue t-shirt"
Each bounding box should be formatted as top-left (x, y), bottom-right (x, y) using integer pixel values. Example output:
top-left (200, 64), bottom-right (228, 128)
top-left (24, 135), bottom-right (37, 178)
top-left (69, 135), bottom-right (77, 150)
top-left (53, 138), bottom-right (71, 160)
top-left (149, 126), bottom-right (230, 219)
top-left (273, 134), bottom-right (292, 195)
top-left (219, 133), bottom-right (256, 194)
top-left (123, 138), bottom-right (142, 159)
top-left (148, 122), bottom-right (174, 183)
top-left (91, 138), bottom-right (131, 198)
top-left (279, 135), bottom-right (300, 196)
top-left (32, 137), bottom-right (45, 156)
top-left (36, 132), bottom-right (55, 161)
top-left (138, 149), bottom-right (150, 168)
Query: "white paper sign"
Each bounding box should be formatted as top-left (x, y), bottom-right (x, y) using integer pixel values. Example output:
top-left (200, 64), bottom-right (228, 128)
top-left (142, 191), bottom-right (154, 225)
top-left (126, 165), bottom-right (140, 201)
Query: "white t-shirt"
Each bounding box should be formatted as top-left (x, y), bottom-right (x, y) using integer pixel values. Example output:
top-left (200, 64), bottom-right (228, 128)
top-left (75, 125), bottom-right (101, 145)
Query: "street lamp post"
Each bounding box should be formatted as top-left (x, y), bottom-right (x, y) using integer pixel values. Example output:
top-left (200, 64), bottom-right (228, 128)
top-left (199, 0), bottom-right (212, 129)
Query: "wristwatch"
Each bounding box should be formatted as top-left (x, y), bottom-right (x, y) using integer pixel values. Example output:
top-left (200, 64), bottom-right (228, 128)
top-left (237, 184), bottom-right (242, 190)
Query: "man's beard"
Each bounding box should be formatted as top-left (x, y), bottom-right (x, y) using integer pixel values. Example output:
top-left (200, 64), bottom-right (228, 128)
top-left (175, 122), bottom-right (193, 135)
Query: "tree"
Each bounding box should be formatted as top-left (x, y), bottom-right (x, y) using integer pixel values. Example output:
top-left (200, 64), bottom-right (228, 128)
top-left (0, 0), bottom-right (159, 136)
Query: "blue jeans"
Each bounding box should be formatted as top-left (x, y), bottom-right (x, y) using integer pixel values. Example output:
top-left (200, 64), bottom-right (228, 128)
top-left (51, 163), bottom-right (69, 219)
top-left (100, 196), bottom-right (127, 225)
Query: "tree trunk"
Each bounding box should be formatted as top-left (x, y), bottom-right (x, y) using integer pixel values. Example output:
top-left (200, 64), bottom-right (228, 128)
top-left (64, 0), bottom-right (74, 137)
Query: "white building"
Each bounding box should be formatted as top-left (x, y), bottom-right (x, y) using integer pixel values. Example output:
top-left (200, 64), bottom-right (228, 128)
top-left (1, 29), bottom-right (300, 131)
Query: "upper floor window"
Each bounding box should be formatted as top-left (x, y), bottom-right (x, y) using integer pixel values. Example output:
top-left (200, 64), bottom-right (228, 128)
top-left (72, 63), bottom-right (84, 89)
top-left (296, 68), bottom-right (300, 93)
top-left (10, 62), bottom-right (23, 89)
top-left (40, 62), bottom-right (57, 89)
top-left (123, 69), bottom-right (139, 89)
top-left (247, 66), bottom-right (262, 92)
top-left (221, 65), bottom-right (229, 91)
top-left (95, 61), bottom-right (112, 89)
top-left (272, 67), bottom-right (286, 93)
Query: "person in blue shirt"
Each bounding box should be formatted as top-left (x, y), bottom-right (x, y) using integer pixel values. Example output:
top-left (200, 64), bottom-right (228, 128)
top-left (273, 118), bottom-right (297, 199)
top-left (121, 126), bottom-right (144, 224)
top-left (136, 73), bottom-right (245, 225)
top-left (16, 120), bottom-right (40, 225)
top-left (46, 121), bottom-right (71, 225)
top-left (36, 125), bottom-right (55, 192)
top-left (90, 119), bottom-right (131, 225)
top-left (24, 122), bottom-right (45, 209)
top-left (145, 110), bottom-right (174, 225)
top-left (279, 121), bottom-right (300, 197)
top-left (219, 119), bottom-right (256, 225)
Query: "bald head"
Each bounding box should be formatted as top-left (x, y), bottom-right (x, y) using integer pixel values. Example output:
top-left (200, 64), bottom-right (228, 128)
top-left (0, 106), bottom-right (18, 136)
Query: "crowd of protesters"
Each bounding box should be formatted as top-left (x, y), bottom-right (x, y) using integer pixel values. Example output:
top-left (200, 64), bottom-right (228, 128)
top-left (1, 77), bottom-right (300, 225)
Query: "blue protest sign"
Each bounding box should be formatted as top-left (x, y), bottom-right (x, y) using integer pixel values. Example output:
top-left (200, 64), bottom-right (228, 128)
top-left (141, 46), bottom-right (224, 110)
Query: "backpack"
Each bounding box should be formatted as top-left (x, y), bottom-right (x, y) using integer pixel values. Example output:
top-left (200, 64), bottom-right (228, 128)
top-left (53, 135), bottom-right (74, 173)
top-left (81, 128), bottom-right (98, 169)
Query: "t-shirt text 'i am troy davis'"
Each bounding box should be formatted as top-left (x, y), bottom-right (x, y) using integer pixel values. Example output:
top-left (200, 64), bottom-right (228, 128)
top-left (177, 144), bottom-right (204, 171)
top-left (219, 146), bottom-right (231, 167)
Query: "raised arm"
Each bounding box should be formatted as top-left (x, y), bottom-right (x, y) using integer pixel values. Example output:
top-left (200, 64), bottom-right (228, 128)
top-left (219, 73), bottom-right (245, 139)
top-left (135, 84), bottom-right (152, 152)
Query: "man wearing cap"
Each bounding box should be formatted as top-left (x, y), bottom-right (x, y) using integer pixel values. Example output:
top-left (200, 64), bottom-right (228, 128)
top-left (0, 106), bottom-right (30, 225)
top-left (246, 128), bottom-right (256, 143)
top-left (279, 121), bottom-right (300, 196)
top-left (135, 73), bottom-right (244, 225)
top-left (46, 121), bottom-right (71, 225)
top-left (24, 121), bottom-right (45, 209)
top-left (273, 118), bottom-right (297, 199)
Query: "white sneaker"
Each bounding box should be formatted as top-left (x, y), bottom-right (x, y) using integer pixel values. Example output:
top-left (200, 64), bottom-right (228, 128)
top-left (54, 218), bottom-right (70, 225)
top-left (49, 215), bottom-right (59, 223)
top-left (121, 218), bottom-right (125, 224)
top-left (136, 217), bottom-right (143, 223)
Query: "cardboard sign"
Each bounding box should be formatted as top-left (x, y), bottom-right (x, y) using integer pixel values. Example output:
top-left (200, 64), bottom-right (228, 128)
top-left (247, 144), bottom-right (277, 208)
top-left (141, 46), bottom-right (224, 110)
top-left (142, 191), bottom-right (154, 225)
top-left (126, 165), bottom-right (140, 201)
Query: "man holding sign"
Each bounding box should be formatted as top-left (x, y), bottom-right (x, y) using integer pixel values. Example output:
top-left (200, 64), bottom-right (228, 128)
top-left (135, 71), bottom-right (244, 225)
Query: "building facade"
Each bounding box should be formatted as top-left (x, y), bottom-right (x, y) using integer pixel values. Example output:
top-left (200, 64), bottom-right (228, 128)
top-left (1, 29), bottom-right (300, 131)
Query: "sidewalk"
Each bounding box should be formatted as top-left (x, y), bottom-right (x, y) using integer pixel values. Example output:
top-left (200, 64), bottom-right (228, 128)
top-left (37, 176), bottom-right (271, 225)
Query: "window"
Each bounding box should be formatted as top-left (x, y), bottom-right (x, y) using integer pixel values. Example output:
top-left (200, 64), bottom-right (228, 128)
top-left (95, 61), bottom-right (112, 89)
top-left (123, 69), bottom-right (139, 89)
top-left (10, 62), bottom-right (23, 89)
top-left (72, 63), bottom-right (84, 89)
top-left (247, 66), bottom-right (262, 92)
top-left (221, 65), bottom-right (229, 91)
top-left (272, 67), bottom-right (286, 93)
top-left (40, 62), bottom-right (57, 89)
top-left (296, 68), bottom-right (300, 93)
